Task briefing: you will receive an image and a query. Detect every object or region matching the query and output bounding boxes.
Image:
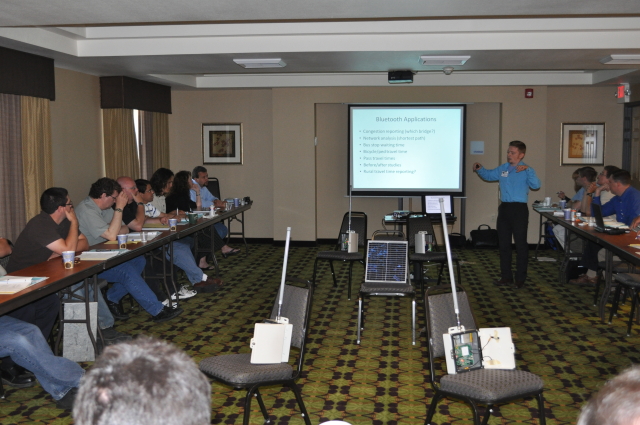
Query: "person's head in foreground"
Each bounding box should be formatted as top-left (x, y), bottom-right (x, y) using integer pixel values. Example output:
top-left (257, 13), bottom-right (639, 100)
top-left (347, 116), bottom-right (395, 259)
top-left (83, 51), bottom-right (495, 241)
top-left (73, 337), bottom-right (211, 425)
top-left (577, 365), bottom-right (640, 425)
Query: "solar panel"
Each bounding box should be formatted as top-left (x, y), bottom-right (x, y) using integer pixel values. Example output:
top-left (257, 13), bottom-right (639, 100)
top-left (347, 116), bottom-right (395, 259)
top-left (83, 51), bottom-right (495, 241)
top-left (365, 240), bottom-right (408, 283)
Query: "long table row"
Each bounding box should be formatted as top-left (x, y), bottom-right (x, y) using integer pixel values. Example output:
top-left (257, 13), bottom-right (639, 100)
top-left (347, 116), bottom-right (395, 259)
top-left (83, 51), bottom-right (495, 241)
top-left (534, 206), bottom-right (639, 320)
top-left (0, 202), bottom-right (252, 316)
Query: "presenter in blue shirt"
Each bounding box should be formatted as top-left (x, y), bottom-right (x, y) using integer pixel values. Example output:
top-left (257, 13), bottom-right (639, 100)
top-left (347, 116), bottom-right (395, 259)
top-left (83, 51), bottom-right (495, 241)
top-left (473, 140), bottom-right (541, 289)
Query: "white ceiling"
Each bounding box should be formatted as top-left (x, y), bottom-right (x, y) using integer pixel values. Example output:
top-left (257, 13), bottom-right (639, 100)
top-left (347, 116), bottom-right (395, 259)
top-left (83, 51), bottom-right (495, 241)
top-left (1, 0), bottom-right (640, 89)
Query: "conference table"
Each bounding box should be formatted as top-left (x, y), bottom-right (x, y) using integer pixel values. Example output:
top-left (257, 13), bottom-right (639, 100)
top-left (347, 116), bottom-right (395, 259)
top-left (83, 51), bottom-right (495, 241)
top-left (533, 206), bottom-right (640, 321)
top-left (0, 202), bottom-right (252, 349)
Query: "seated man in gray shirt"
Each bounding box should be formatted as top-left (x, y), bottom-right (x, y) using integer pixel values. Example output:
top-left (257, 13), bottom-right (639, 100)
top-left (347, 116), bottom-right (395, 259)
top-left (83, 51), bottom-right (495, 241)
top-left (75, 178), bottom-right (182, 323)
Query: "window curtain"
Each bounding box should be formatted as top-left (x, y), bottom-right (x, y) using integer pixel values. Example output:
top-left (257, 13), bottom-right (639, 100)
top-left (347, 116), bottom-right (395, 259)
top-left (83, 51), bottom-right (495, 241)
top-left (152, 112), bottom-right (170, 171)
top-left (139, 111), bottom-right (154, 179)
top-left (21, 96), bottom-right (53, 221)
top-left (0, 94), bottom-right (26, 241)
top-left (103, 108), bottom-right (139, 179)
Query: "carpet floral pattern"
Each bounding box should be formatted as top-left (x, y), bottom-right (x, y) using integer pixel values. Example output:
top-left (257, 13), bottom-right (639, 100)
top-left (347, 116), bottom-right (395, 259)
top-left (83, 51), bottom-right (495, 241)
top-left (1, 244), bottom-right (639, 424)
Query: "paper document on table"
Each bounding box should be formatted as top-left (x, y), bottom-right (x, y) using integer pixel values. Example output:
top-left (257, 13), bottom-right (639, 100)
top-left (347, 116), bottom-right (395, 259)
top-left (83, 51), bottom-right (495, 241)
top-left (79, 249), bottom-right (128, 261)
top-left (0, 276), bottom-right (47, 294)
top-left (126, 232), bottom-right (160, 242)
top-left (630, 244), bottom-right (640, 249)
top-left (606, 221), bottom-right (629, 229)
top-left (142, 223), bottom-right (170, 230)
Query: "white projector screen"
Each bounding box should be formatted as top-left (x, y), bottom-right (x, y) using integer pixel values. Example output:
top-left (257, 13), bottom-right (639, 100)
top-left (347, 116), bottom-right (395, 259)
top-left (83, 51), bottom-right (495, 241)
top-left (349, 104), bottom-right (466, 197)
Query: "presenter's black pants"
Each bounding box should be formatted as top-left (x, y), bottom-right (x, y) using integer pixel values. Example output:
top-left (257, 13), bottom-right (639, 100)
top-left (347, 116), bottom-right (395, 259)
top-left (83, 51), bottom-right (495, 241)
top-left (497, 202), bottom-right (529, 282)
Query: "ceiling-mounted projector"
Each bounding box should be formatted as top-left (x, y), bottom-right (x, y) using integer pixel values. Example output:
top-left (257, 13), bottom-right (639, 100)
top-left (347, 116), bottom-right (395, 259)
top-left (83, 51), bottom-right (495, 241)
top-left (388, 71), bottom-right (413, 84)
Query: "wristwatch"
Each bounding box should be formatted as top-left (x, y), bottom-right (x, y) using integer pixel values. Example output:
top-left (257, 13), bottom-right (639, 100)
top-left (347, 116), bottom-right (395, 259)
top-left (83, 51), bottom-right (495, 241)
top-left (114, 208), bottom-right (123, 213)
top-left (587, 193), bottom-right (594, 197)
top-left (137, 202), bottom-right (144, 206)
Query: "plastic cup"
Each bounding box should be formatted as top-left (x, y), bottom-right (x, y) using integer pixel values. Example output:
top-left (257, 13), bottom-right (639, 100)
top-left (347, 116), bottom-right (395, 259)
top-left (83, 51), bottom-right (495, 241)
top-left (62, 251), bottom-right (75, 269)
top-left (544, 196), bottom-right (551, 206)
top-left (117, 234), bottom-right (128, 249)
top-left (141, 232), bottom-right (147, 243)
top-left (559, 200), bottom-right (567, 209)
top-left (234, 198), bottom-right (240, 207)
top-left (563, 209), bottom-right (571, 220)
top-left (169, 218), bottom-right (178, 231)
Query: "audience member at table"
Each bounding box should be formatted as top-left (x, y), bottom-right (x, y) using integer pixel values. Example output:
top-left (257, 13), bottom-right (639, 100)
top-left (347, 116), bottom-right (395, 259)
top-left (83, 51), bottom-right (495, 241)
top-left (73, 337), bottom-right (210, 425)
top-left (576, 365), bottom-right (640, 425)
top-left (585, 165), bottom-right (620, 219)
top-left (5, 187), bottom-right (131, 361)
top-left (190, 165), bottom-right (232, 241)
top-left (0, 315), bottom-right (84, 410)
top-left (0, 237), bottom-right (11, 276)
top-left (573, 167), bottom-right (598, 216)
top-left (556, 167), bottom-right (584, 208)
top-left (75, 177), bottom-right (183, 323)
top-left (168, 170), bottom-right (238, 257)
top-left (570, 169), bottom-right (640, 285)
top-left (116, 177), bottom-right (221, 297)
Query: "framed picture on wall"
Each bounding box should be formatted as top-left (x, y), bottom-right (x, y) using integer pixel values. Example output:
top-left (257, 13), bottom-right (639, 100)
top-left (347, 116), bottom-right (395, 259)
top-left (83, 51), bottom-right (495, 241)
top-left (202, 123), bottom-right (243, 164)
top-left (561, 123), bottom-right (605, 165)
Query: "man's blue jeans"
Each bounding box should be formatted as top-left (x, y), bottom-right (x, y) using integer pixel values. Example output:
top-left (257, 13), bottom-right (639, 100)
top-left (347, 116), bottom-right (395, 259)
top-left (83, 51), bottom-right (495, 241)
top-left (214, 222), bottom-right (228, 239)
top-left (68, 281), bottom-right (114, 329)
top-left (168, 237), bottom-right (203, 285)
top-left (99, 256), bottom-right (163, 317)
top-left (0, 316), bottom-right (83, 400)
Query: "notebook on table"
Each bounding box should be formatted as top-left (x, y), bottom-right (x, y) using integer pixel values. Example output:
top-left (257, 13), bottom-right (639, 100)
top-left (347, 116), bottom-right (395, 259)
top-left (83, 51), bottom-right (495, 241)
top-left (592, 203), bottom-right (628, 235)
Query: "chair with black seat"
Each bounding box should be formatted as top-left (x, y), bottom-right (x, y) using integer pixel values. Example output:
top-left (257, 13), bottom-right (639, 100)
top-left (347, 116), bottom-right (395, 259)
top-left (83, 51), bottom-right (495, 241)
top-left (312, 212), bottom-right (367, 300)
top-left (609, 273), bottom-right (640, 336)
top-left (199, 278), bottom-right (313, 425)
top-left (357, 239), bottom-right (415, 345)
top-left (424, 284), bottom-right (546, 425)
top-left (407, 213), bottom-right (461, 297)
top-left (206, 177), bottom-right (221, 199)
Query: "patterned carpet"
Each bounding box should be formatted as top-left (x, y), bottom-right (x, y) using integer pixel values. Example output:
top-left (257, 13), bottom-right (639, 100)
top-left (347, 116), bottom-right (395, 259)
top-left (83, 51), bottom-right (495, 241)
top-left (2, 243), bottom-right (640, 424)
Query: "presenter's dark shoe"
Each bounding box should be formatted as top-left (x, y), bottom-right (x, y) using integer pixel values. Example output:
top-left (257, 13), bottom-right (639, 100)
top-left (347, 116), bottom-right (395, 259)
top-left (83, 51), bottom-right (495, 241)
top-left (514, 280), bottom-right (526, 289)
top-left (152, 305), bottom-right (184, 323)
top-left (106, 299), bottom-right (130, 321)
top-left (1, 365), bottom-right (35, 388)
top-left (56, 388), bottom-right (78, 410)
top-left (493, 278), bottom-right (513, 287)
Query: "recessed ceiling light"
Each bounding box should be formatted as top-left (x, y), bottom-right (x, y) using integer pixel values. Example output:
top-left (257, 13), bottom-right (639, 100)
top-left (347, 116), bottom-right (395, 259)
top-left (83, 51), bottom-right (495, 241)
top-left (600, 55), bottom-right (640, 65)
top-left (233, 58), bottom-right (286, 68)
top-left (419, 55), bottom-right (470, 66)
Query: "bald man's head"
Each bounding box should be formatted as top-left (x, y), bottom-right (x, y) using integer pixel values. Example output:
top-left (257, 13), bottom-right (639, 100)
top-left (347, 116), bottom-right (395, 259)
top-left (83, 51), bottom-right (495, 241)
top-left (116, 177), bottom-right (137, 203)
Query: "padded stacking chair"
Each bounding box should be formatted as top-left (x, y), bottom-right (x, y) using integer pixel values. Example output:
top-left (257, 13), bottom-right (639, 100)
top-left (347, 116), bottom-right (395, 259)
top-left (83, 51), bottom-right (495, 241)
top-left (609, 273), bottom-right (640, 336)
top-left (407, 213), bottom-right (461, 297)
top-left (357, 239), bottom-right (415, 345)
top-left (312, 212), bottom-right (367, 300)
top-left (200, 278), bottom-right (313, 425)
top-left (424, 285), bottom-right (546, 425)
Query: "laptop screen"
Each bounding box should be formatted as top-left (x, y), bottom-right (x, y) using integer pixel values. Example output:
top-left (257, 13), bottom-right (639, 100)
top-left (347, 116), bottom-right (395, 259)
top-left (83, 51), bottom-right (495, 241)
top-left (592, 203), bottom-right (606, 228)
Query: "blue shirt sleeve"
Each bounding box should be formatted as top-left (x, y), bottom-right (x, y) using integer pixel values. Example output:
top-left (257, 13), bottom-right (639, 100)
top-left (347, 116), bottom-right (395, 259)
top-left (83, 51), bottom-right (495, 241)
top-left (476, 164), bottom-right (503, 181)
top-left (525, 166), bottom-right (541, 190)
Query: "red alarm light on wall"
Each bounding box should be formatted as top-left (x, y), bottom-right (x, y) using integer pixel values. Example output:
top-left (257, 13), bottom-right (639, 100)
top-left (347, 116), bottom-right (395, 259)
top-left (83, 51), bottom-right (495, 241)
top-left (525, 88), bottom-right (534, 98)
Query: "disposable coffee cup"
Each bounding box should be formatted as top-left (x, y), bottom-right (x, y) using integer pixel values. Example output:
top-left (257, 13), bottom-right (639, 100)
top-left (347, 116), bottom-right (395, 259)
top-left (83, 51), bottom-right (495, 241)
top-left (559, 200), bottom-right (567, 209)
top-left (140, 232), bottom-right (147, 243)
top-left (117, 234), bottom-right (128, 249)
top-left (544, 197), bottom-right (551, 206)
top-left (62, 251), bottom-right (75, 269)
top-left (563, 208), bottom-right (571, 220)
top-left (234, 198), bottom-right (240, 207)
top-left (187, 213), bottom-right (198, 225)
top-left (169, 218), bottom-right (178, 231)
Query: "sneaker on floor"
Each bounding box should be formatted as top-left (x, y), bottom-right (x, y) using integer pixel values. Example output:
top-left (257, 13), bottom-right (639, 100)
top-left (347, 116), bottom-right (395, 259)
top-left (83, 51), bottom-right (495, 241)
top-left (162, 299), bottom-right (179, 309)
top-left (171, 285), bottom-right (197, 301)
top-left (56, 387), bottom-right (78, 410)
top-left (101, 327), bottom-right (132, 345)
top-left (152, 305), bottom-right (184, 323)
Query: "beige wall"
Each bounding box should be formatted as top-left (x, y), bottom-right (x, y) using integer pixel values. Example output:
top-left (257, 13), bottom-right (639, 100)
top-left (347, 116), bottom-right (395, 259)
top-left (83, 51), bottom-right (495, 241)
top-left (545, 87), bottom-right (624, 197)
top-left (159, 85), bottom-right (623, 243)
top-left (169, 89), bottom-right (274, 238)
top-left (50, 68), bottom-right (103, 204)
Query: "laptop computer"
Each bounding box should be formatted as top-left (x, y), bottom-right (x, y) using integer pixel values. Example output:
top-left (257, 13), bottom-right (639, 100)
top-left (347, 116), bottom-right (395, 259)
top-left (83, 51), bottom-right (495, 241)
top-left (592, 203), bottom-right (628, 235)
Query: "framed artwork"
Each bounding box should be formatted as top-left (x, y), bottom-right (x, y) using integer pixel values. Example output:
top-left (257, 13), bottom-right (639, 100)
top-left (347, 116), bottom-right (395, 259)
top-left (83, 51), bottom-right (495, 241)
top-left (202, 123), bottom-right (243, 164)
top-left (561, 123), bottom-right (605, 165)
